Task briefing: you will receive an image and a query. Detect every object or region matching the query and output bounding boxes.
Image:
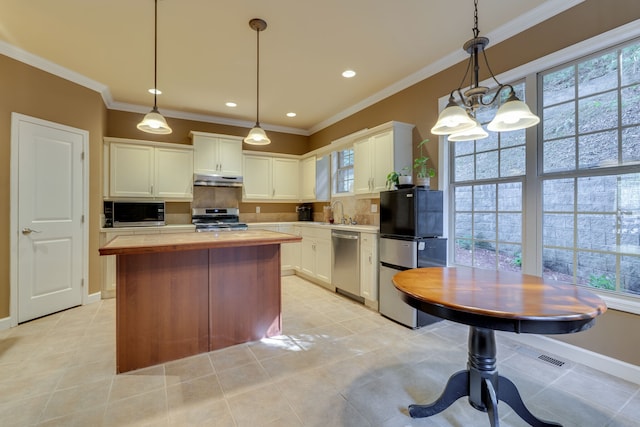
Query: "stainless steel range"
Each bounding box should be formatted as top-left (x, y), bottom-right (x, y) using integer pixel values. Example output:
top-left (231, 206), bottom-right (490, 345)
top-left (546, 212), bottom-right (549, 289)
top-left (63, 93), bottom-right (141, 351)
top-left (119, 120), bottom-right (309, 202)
top-left (192, 207), bottom-right (248, 231)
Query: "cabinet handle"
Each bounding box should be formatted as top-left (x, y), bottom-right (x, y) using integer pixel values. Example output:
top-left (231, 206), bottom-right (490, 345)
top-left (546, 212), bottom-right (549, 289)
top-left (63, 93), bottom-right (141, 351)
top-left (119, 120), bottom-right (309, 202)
top-left (368, 254), bottom-right (372, 264)
top-left (272, 188), bottom-right (275, 197)
top-left (150, 184), bottom-right (154, 194)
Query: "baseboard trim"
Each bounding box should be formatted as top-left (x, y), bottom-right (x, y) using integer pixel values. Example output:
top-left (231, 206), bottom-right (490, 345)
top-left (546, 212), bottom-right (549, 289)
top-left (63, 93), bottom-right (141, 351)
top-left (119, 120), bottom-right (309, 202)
top-left (500, 331), bottom-right (640, 385)
top-left (85, 292), bottom-right (102, 305)
top-left (0, 316), bottom-right (10, 331)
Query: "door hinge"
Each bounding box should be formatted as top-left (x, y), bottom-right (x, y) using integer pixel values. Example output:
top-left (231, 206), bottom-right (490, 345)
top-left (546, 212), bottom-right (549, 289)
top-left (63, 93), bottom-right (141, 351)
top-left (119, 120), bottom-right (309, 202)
top-left (81, 279), bottom-right (85, 288)
top-left (81, 214), bottom-right (85, 223)
top-left (81, 151), bottom-right (85, 160)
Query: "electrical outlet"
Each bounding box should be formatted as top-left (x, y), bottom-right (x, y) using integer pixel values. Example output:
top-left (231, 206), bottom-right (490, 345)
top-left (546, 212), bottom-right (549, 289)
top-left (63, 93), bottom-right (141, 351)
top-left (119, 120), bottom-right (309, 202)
top-left (371, 204), bottom-right (378, 213)
top-left (256, 206), bottom-right (260, 214)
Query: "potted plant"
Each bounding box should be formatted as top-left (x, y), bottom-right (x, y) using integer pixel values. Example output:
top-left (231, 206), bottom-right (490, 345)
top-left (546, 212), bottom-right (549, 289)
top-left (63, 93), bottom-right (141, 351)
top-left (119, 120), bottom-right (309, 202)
top-left (414, 139), bottom-right (436, 188)
top-left (386, 166), bottom-right (412, 189)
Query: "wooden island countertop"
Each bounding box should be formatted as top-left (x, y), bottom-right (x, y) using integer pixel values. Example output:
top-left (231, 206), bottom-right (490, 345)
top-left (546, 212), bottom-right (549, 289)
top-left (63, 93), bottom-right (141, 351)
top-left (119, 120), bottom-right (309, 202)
top-left (99, 229), bottom-right (301, 373)
top-left (99, 229), bottom-right (301, 255)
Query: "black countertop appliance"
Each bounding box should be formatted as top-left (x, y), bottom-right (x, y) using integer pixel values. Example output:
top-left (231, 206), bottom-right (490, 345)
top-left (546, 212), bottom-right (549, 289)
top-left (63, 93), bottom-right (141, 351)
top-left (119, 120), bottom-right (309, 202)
top-left (296, 203), bottom-right (313, 221)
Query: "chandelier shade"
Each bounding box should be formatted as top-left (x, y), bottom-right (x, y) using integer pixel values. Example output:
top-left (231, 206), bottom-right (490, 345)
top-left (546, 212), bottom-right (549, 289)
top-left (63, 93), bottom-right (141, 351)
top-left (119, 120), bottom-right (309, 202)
top-left (431, 0), bottom-right (539, 140)
top-left (244, 18), bottom-right (271, 145)
top-left (448, 117), bottom-right (489, 142)
top-left (487, 91), bottom-right (540, 132)
top-left (137, 0), bottom-right (172, 135)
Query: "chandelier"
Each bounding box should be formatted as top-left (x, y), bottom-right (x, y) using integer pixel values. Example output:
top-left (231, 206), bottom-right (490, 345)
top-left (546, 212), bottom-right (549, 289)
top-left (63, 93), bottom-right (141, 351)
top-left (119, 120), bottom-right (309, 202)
top-left (431, 0), bottom-right (539, 141)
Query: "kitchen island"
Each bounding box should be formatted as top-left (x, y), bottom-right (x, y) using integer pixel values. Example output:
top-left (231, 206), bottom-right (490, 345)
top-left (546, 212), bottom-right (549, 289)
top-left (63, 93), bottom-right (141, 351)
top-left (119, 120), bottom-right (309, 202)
top-left (99, 230), bottom-right (301, 373)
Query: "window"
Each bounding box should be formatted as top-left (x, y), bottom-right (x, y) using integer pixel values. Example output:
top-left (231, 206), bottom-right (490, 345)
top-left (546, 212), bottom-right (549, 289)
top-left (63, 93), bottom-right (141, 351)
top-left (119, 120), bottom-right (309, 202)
top-left (452, 83), bottom-right (527, 272)
top-left (540, 40), bottom-right (640, 297)
top-left (333, 148), bottom-right (354, 194)
top-left (449, 36), bottom-right (640, 304)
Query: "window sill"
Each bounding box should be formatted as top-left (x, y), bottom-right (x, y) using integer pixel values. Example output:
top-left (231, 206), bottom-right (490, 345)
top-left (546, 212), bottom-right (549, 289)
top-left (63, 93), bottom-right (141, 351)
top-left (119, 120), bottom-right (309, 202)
top-left (596, 292), bottom-right (640, 316)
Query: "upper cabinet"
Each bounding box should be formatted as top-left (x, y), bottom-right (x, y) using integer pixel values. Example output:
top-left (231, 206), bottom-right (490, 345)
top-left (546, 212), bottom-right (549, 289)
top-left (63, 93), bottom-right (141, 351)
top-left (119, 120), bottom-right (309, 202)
top-left (300, 156), bottom-right (316, 200)
top-left (190, 131), bottom-right (243, 176)
top-left (353, 121), bottom-right (413, 195)
top-left (243, 154), bottom-right (299, 201)
top-left (300, 155), bottom-right (330, 202)
top-left (105, 137), bottom-right (194, 201)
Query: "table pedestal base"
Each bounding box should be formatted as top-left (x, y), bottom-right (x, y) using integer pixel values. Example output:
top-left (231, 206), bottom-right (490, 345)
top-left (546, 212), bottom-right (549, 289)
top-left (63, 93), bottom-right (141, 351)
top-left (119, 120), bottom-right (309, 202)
top-left (409, 327), bottom-right (562, 427)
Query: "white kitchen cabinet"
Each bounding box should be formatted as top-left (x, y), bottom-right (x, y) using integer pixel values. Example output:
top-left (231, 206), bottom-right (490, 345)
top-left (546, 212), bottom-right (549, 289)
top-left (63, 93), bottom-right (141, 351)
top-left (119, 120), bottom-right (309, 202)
top-left (100, 225), bottom-right (194, 298)
top-left (243, 154), bottom-right (299, 201)
top-left (273, 158), bottom-right (300, 200)
top-left (106, 138), bottom-right (193, 200)
top-left (300, 156), bottom-right (316, 200)
top-left (315, 155), bottom-right (330, 202)
top-left (353, 121), bottom-right (414, 195)
top-left (109, 143), bottom-right (155, 197)
top-left (360, 232), bottom-right (379, 304)
top-left (279, 224), bottom-right (301, 273)
top-left (190, 131), bottom-right (242, 176)
top-left (243, 155), bottom-right (272, 199)
top-left (155, 147), bottom-right (194, 199)
top-left (299, 226), bottom-right (332, 285)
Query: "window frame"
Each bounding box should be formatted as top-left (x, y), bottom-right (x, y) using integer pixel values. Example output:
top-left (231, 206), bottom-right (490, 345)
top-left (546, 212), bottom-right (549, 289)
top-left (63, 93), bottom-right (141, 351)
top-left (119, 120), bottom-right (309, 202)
top-left (441, 19), bottom-right (640, 314)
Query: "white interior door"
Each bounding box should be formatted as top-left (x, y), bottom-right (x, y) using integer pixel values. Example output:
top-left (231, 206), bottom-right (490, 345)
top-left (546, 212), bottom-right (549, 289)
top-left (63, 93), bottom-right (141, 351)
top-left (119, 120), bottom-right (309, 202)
top-left (12, 114), bottom-right (86, 323)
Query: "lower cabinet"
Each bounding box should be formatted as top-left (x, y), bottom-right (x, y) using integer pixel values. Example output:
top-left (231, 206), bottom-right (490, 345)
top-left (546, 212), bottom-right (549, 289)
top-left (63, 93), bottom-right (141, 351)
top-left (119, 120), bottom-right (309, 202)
top-left (360, 232), bottom-right (379, 308)
top-left (300, 226), bottom-right (332, 285)
top-left (247, 224), bottom-right (299, 273)
top-left (100, 226), bottom-right (194, 298)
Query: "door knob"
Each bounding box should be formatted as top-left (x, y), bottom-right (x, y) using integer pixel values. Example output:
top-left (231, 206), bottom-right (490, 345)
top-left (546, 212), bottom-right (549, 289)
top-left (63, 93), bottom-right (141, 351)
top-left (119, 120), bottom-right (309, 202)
top-left (22, 227), bottom-right (42, 235)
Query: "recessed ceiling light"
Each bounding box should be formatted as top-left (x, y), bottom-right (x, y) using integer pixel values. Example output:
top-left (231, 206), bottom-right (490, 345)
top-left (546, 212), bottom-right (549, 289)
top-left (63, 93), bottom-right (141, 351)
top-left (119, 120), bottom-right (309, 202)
top-left (225, 102), bottom-right (237, 108)
top-left (342, 69), bottom-right (356, 78)
top-left (286, 112), bottom-right (297, 117)
top-left (148, 88), bottom-right (162, 95)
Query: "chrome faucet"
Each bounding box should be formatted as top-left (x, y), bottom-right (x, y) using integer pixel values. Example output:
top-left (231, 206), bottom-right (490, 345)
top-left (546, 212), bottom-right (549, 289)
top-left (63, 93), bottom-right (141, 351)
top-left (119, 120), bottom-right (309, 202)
top-left (331, 200), bottom-right (345, 224)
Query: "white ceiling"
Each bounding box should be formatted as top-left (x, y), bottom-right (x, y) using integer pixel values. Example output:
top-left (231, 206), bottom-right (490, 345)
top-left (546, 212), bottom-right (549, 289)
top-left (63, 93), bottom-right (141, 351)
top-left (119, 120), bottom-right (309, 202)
top-left (0, 0), bottom-right (581, 135)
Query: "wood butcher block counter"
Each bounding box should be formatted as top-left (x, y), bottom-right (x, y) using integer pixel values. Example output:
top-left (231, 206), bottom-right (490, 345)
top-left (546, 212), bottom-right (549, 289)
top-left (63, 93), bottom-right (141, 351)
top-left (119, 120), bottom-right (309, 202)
top-left (99, 230), bottom-right (301, 373)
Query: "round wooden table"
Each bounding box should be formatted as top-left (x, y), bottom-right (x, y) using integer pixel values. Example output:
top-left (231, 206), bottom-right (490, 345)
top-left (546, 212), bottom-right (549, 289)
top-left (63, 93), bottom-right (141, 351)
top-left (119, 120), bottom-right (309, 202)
top-left (393, 266), bottom-right (607, 427)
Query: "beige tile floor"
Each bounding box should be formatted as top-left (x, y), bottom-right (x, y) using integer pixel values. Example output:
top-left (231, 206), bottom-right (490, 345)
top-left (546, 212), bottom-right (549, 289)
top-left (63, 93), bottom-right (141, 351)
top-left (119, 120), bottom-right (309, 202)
top-left (1, 275), bottom-right (639, 426)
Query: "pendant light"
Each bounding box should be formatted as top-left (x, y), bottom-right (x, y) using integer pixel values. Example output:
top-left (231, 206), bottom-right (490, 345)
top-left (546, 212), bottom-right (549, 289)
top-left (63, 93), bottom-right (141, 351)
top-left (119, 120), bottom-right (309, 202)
top-left (431, 0), bottom-right (539, 141)
top-left (244, 18), bottom-right (271, 145)
top-left (137, 0), bottom-right (172, 135)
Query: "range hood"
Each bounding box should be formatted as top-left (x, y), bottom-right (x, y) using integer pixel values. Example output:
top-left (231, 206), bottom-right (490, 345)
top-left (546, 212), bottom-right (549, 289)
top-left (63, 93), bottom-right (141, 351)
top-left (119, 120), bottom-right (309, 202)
top-left (193, 173), bottom-right (243, 187)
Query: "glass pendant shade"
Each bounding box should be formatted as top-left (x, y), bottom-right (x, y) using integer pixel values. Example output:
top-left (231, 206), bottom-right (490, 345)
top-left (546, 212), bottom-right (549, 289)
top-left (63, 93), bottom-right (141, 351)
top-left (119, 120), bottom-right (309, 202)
top-left (448, 117), bottom-right (488, 142)
top-left (137, 107), bottom-right (172, 134)
top-left (487, 97), bottom-right (540, 132)
top-left (244, 125), bottom-right (271, 145)
top-left (431, 101), bottom-right (476, 135)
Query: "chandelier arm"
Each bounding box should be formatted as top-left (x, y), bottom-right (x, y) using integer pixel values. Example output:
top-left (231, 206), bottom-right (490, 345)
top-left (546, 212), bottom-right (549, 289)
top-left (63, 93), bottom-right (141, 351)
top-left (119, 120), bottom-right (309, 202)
top-left (479, 84), bottom-right (514, 107)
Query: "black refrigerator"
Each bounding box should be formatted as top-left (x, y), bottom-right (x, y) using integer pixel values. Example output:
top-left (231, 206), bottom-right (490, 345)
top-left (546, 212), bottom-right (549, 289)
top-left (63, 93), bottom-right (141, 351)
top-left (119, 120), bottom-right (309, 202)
top-left (378, 187), bottom-right (447, 328)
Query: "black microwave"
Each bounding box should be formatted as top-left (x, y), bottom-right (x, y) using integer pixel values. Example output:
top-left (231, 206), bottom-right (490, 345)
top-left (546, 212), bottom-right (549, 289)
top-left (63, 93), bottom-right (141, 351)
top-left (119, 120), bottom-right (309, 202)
top-left (104, 200), bottom-right (165, 228)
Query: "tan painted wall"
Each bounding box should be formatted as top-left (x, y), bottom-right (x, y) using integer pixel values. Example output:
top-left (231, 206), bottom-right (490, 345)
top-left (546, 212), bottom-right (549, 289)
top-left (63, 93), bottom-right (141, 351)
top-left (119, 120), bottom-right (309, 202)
top-left (0, 55), bottom-right (107, 318)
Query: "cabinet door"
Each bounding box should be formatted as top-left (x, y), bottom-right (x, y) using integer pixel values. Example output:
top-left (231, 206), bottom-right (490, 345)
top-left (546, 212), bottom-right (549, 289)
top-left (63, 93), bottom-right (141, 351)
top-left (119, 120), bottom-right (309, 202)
top-left (272, 158), bottom-right (299, 200)
top-left (243, 155), bottom-right (272, 199)
top-left (110, 143), bottom-right (154, 197)
top-left (353, 138), bottom-right (372, 194)
top-left (315, 155), bottom-right (330, 202)
top-left (371, 131), bottom-right (394, 193)
top-left (360, 234), bottom-right (378, 301)
top-left (155, 147), bottom-right (194, 200)
top-left (217, 137), bottom-right (243, 176)
top-left (315, 236), bottom-right (332, 284)
top-left (300, 237), bottom-right (316, 276)
top-left (300, 156), bottom-right (316, 200)
top-left (192, 135), bottom-right (218, 175)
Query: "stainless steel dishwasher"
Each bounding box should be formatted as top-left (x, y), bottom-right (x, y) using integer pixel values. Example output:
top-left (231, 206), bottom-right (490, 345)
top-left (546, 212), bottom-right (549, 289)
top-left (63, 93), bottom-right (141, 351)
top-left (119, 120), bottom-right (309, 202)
top-left (331, 230), bottom-right (361, 299)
